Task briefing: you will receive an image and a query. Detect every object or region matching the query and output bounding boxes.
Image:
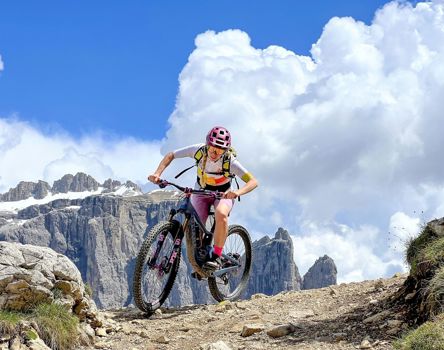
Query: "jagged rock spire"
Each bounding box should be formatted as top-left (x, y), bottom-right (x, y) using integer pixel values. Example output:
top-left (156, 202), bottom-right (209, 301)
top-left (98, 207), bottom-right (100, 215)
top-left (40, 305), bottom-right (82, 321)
top-left (302, 254), bottom-right (337, 290)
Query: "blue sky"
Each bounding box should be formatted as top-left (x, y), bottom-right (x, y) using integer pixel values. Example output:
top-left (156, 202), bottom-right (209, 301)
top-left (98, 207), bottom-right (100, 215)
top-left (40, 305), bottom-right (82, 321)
top-left (0, 0), bottom-right (390, 139)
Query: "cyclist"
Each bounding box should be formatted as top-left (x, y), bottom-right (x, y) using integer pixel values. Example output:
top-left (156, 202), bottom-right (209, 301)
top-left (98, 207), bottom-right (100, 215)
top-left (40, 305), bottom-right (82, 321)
top-left (148, 126), bottom-right (258, 271)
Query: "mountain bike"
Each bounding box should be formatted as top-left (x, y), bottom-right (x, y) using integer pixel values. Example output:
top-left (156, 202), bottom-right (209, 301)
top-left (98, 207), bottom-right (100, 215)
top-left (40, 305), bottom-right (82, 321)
top-left (132, 180), bottom-right (252, 314)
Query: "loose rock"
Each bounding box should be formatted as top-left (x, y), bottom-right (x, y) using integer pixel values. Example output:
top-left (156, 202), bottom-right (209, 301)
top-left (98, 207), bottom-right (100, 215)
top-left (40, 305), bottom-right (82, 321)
top-left (360, 339), bottom-right (372, 349)
top-left (155, 335), bottom-right (170, 344)
top-left (241, 324), bottom-right (265, 337)
top-left (201, 341), bottom-right (233, 350)
top-left (266, 323), bottom-right (297, 338)
top-left (95, 328), bottom-right (107, 337)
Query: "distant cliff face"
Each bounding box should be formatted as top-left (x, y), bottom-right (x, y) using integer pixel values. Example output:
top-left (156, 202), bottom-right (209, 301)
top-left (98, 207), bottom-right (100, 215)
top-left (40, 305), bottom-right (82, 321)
top-left (0, 192), bottom-right (173, 308)
top-left (246, 228), bottom-right (302, 296)
top-left (302, 254), bottom-right (337, 290)
top-left (0, 173), bottom-right (335, 308)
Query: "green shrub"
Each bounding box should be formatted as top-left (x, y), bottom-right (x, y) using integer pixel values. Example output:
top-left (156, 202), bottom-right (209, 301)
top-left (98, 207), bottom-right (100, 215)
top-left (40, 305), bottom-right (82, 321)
top-left (394, 317), bottom-right (444, 350)
top-left (31, 303), bottom-right (79, 350)
top-left (0, 309), bottom-right (22, 335)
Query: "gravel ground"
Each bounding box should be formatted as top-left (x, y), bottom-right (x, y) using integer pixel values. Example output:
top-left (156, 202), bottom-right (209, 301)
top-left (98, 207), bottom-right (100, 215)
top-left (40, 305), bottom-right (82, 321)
top-left (80, 274), bottom-right (409, 350)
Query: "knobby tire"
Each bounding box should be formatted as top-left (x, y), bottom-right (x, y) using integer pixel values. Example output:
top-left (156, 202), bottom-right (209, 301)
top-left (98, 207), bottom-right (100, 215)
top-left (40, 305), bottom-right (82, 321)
top-left (208, 224), bottom-right (252, 302)
top-left (133, 220), bottom-right (181, 314)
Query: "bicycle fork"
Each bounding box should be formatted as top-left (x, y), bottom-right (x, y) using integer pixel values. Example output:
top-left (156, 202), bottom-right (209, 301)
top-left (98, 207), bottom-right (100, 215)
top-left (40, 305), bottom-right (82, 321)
top-left (148, 223), bottom-right (183, 276)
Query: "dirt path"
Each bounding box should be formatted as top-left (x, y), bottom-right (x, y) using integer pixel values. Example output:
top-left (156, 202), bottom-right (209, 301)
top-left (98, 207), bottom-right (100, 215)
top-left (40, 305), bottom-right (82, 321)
top-left (82, 275), bottom-right (408, 350)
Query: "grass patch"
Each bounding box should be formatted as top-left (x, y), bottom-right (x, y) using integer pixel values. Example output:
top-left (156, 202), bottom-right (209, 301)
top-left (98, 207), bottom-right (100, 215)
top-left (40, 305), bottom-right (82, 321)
top-left (84, 283), bottom-right (93, 297)
top-left (0, 309), bottom-right (22, 335)
top-left (426, 266), bottom-right (444, 317)
top-left (0, 303), bottom-right (80, 350)
top-left (32, 303), bottom-right (79, 350)
top-left (406, 224), bottom-right (440, 277)
top-left (25, 329), bottom-right (38, 341)
top-left (394, 317), bottom-right (444, 350)
top-left (421, 238), bottom-right (444, 264)
top-left (413, 237), bottom-right (444, 278)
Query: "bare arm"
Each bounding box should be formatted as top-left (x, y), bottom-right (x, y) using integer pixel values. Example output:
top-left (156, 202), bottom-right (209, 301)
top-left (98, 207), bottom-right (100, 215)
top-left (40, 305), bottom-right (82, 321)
top-left (147, 152), bottom-right (175, 184)
top-left (223, 176), bottom-right (259, 199)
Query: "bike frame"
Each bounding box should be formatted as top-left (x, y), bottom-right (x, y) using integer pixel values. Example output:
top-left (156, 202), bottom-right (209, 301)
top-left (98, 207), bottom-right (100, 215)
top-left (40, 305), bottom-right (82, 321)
top-left (149, 181), bottom-right (241, 278)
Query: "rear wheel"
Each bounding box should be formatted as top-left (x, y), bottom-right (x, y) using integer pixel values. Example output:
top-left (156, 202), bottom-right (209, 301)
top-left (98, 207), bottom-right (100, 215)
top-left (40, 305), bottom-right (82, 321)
top-left (133, 220), bottom-right (182, 314)
top-left (208, 225), bottom-right (252, 302)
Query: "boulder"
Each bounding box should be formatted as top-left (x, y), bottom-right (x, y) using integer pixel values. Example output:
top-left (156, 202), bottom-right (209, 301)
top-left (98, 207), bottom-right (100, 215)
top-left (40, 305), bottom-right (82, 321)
top-left (0, 242), bottom-right (98, 323)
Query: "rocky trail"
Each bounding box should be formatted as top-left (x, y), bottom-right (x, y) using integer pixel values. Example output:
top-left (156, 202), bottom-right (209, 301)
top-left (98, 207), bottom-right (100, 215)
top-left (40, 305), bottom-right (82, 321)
top-left (83, 274), bottom-right (408, 350)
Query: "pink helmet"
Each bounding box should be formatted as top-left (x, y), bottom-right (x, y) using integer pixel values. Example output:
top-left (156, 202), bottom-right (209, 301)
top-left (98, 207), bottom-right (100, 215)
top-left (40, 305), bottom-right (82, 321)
top-left (206, 126), bottom-right (231, 149)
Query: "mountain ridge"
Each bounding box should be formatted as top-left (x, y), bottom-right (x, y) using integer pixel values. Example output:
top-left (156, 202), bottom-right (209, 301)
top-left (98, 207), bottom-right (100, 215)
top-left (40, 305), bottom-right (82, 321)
top-left (0, 172), bottom-right (143, 203)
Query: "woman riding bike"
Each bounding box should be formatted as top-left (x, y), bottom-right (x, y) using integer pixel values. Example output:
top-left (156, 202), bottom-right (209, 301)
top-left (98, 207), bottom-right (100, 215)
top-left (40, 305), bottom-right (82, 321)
top-left (148, 126), bottom-right (258, 271)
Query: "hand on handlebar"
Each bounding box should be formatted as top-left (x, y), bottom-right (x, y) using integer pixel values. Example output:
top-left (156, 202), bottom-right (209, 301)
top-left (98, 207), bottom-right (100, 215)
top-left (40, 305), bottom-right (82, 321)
top-left (223, 190), bottom-right (240, 200)
top-left (148, 174), bottom-right (161, 184)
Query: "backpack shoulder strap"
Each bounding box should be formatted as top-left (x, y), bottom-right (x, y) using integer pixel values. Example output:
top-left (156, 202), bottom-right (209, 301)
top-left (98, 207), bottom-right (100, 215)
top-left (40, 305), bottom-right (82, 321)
top-left (222, 147), bottom-right (236, 178)
top-left (194, 145), bottom-right (207, 164)
top-left (175, 145), bottom-right (207, 179)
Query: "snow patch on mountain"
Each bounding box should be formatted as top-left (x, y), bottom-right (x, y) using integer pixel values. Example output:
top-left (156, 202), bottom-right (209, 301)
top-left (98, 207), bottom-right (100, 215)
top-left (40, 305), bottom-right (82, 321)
top-left (0, 188), bottom-right (104, 214)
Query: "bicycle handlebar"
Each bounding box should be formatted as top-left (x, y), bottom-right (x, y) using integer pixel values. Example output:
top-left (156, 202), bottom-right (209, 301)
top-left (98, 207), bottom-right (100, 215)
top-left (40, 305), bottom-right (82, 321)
top-left (158, 180), bottom-right (224, 199)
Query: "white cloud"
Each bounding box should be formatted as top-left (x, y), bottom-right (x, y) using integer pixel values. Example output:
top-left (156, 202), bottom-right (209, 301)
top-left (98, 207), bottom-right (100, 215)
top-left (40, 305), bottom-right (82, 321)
top-left (0, 118), bottom-right (163, 192)
top-left (43, 147), bottom-right (114, 183)
top-left (161, 1), bottom-right (444, 281)
top-left (388, 211), bottom-right (421, 254)
top-left (292, 222), bottom-right (408, 283)
top-left (0, 54), bottom-right (3, 71)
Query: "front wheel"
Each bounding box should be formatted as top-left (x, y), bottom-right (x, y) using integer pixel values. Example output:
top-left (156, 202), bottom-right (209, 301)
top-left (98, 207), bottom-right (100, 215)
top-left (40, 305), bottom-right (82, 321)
top-left (133, 220), bottom-right (182, 314)
top-left (208, 225), bottom-right (252, 302)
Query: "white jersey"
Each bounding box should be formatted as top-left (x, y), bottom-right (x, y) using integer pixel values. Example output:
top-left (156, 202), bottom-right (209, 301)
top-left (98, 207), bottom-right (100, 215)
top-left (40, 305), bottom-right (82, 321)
top-left (173, 143), bottom-right (253, 189)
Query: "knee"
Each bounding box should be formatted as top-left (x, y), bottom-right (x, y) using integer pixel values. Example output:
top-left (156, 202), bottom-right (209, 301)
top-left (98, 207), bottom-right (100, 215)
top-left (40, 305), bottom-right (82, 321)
top-left (215, 209), bottom-right (229, 223)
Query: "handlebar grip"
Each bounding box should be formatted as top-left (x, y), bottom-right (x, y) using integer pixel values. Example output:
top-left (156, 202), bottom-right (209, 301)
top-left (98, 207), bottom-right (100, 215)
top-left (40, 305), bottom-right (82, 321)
top-left (158, 180), bottom-right (168, 189)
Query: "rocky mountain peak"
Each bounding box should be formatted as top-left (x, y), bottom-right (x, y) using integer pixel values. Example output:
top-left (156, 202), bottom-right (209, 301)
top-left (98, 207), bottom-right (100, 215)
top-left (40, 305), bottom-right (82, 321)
top-left (125, 180), bottom-right (142, 192)
top-left (52, 172), bottom-right (100, 194)
top-left (274, 227), bottom-right (291, 241)
top-left (102, 178), bottom-right (122, 191)
top-left (247, 228), bottom-right (302, 296)
top-left (0, 180), bottom-right (51, 202)
top-left (302, 254), bottom-right (337, 290)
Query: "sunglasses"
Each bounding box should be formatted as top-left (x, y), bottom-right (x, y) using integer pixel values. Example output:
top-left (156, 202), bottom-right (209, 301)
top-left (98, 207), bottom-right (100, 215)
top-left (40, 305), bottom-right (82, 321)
top-left (208, 145), bottom-right (226, 155)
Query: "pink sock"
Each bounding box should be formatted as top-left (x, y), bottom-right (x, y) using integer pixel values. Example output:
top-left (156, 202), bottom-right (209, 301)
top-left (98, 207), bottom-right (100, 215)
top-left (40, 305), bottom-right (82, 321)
top-left (213, 245), bottom-right (223, 257)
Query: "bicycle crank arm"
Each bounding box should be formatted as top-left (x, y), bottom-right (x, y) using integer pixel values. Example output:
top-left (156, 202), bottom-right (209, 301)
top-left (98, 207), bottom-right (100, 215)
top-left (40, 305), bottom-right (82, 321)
top-left (212, 265), bottom-right (240, 277)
